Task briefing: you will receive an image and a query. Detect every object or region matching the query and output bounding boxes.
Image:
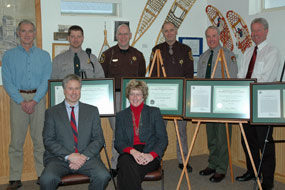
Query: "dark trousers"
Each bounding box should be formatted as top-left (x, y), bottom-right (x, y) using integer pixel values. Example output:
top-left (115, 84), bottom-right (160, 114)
top-left (241, 124), bottom-right (276, 187)
top-left (40, 157), bottom-right (111, 190)
top-left (117, 145), bottom-right (160, 190)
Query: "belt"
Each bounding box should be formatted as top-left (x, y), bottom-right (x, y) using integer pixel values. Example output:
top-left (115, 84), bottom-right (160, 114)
top-left (19, 89), bottom-right (37, 94)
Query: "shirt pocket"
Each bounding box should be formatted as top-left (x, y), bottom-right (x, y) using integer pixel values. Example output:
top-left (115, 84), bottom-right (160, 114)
top-left (254, 61), bottom-right (264, 76)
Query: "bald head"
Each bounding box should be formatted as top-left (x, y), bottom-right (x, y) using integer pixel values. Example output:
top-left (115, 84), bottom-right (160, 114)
top-left (116, 24), bottom-right (132, 50)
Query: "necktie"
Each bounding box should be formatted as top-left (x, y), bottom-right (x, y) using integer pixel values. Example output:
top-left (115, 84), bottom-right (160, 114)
top-left (169, 45), bottom-right (175, 64)
top-left (246, 46), bottom-right (258, 79)
top-left (70, 106), bottom-right (78, 153)
top-left (205, 50), bottom-right (214, 78)
top-left (169, 45), bottom-right (173, 55)
top-left (74, 53), bottom-right (80, 76)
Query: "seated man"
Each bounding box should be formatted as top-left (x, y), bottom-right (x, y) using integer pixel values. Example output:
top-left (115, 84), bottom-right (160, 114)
top-left (40, 74), bottom-right (110, 190)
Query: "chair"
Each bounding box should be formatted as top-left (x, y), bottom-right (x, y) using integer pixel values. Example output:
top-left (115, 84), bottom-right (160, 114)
top-left (59, 174), bottom-right (90, 186)
top-left (143, 161), bottom-right (164, 190)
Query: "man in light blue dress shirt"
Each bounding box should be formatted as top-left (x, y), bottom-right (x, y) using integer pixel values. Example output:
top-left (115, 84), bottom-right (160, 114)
top-left (2, 19), bottom-right (51, 190)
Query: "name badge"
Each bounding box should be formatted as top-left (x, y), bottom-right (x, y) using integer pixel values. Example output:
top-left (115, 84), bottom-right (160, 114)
top-left (112, 59), bottom-right (118, 62)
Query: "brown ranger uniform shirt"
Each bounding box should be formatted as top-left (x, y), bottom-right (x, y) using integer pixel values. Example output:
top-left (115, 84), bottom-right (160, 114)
top-left (99, 45), bottom-right (146, 91)
top-left (150, 41), bottom-right (194, 78)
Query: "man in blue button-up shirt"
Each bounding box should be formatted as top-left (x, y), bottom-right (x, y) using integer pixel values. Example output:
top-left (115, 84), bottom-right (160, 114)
top-left (1, 19), bottom-right (51, 190)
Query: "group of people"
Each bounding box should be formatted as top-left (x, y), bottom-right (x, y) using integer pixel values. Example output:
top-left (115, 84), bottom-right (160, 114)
top-left (1, 16), bottom-right (280, 190)
top-left (197, 17), bottom-right (280, 190)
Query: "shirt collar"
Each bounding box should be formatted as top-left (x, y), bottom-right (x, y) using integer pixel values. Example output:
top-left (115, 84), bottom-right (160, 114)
top-left (69, 47), bottom-right (83, 54)
top-left (167, 40), bottom-right (178, 47)
top-left (210, 44), bottom-right (222, 53)
top-left (65, 101), bottom-right (79, 109)
top-left (256, 40), bottom-right (267, 51)
top-left (18, 45), bottom-right (35, 53)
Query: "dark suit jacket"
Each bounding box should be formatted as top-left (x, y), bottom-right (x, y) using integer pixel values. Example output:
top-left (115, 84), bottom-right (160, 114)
top-left (114, 105), bottom-right (168, 160)
top-left (43, 101), bottom-right (104, 165)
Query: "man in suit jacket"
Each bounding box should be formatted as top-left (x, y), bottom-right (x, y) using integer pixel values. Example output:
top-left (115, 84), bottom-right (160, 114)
top-left (40, 74), bottom-right (110, 190)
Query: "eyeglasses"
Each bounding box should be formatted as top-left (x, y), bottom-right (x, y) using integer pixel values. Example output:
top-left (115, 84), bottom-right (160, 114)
top-left (117, 33), bottom-right (130, 36)
top-left (129, 93), bottom-right (143, 97)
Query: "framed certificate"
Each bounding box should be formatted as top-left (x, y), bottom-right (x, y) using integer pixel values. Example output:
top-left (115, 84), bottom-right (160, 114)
top-left (52, 43), bottom-right (70, 59)
top-left (185, 79), bottom-right (256, 120)
top-left (121, 77), bottom-right (184, 116)
top-left (251, 82), bottom-right (285, 125)
top-left (48, 78), bottom-right (115, 117)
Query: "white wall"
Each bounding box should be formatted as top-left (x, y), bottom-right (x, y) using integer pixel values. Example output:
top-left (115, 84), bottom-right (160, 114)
top-left (41, 0), bottom-right (207, 66)
top-left (41, 0), bottom-right (284, 72)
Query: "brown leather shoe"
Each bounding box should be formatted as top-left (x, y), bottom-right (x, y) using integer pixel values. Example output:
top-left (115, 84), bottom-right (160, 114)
top-left (209, 173), bottom-right (225, 183)
top-left (199, 167), bottom-right (216, 176)
top-left (6, 180), bottom-right (22, 190)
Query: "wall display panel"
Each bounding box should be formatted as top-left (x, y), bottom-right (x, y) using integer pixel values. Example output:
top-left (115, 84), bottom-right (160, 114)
top-left (49, 78), bottom-right (115, 116)
top-left (121, 77), bottom-right (184, 117)
top-left (185, 79), bottom-right (255, 120)
top-left (179, 37), bottom-right (203, 75)
top-left (251, 82), bottom-right (285, 125)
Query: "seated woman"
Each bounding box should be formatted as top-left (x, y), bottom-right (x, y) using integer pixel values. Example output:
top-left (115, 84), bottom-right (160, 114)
top-left (115, 79), bottom-right (168, 190)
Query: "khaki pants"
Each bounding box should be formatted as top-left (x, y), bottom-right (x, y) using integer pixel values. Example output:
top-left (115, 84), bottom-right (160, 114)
top-left (9, 93), bottom-right (45, 180)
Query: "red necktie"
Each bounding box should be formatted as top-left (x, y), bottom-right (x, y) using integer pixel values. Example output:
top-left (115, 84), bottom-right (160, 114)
top-left (246, 46), bottom-right (258, 79)
top-left (70, 106), bottom-right (78, 153)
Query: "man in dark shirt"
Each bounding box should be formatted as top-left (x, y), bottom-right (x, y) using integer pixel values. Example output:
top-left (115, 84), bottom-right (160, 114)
top-left (150, 21), bottom-right (194, 172)
top-left (100, 24), bottom-right (146, 174)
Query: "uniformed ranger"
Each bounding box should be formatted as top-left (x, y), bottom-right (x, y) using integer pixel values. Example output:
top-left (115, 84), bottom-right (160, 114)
top-left (51, 25), bottom-right (104, 79)
top-left (99, 24), bottom-right (146, 175)
top-left (150, 21), bottom-right (194, 173)
top-left (197, 25), bottom-right (237, 183)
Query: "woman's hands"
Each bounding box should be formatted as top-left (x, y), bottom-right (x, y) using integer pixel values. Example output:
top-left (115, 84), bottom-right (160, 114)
top-left (130, 149), bottom-right (154, 165)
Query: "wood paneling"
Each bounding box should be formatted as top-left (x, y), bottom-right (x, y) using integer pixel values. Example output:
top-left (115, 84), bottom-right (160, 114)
top-left (35, 0), bottom-right (42, 49)
top-left (231, 124), bottom-right (285, 183)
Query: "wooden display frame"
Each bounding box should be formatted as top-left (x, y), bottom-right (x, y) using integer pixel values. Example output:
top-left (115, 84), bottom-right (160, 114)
top-left (52, 43), bottom-right (70, 59)
top-left (0, 0), bottom-right (42, 66)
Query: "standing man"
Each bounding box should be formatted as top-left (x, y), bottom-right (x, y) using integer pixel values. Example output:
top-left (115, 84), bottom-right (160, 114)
top-left (236, 18), bottom-right (280, 190)
top-left (150, 21), bottom-right (194, 172)
top-left (52, 25), bottom-right (104, 79)
top-left (40, 74), bottom-right (111, 190)
top-left (197, 25), bottom-right (238, 182)
top-left (100, 24), bottom-right (146, 175)
top-left (2, 20), bottom-right (52, 190)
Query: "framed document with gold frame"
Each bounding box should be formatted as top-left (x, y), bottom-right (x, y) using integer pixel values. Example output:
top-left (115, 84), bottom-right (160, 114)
top-left (48, 78), bottom-right (115, 117)
top-left (52, 43), bottom-right (69, 59)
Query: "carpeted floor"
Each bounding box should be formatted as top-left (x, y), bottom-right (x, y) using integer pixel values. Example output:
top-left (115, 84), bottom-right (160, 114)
top-left (0, 154), bottom-right (284, 190)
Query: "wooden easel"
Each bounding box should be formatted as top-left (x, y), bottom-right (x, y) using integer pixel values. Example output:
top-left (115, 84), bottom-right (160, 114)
top-left (149, 49), bottom-right (167, 77)
top-left (177, 120), bottom-right (262, 190)
top-left (149, 50), bottom-right (191, 190)
top-left (176, 48), bottom-right (262, 190)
